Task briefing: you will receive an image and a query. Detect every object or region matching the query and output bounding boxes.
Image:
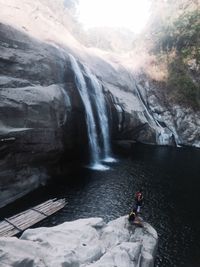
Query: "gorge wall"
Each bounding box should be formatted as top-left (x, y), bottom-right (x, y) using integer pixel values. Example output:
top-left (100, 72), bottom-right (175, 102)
top-left (0, 0), bottom-right (199, 208)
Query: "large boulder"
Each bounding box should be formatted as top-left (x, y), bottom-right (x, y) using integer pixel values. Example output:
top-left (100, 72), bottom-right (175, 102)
top-left (0, 216), bottom-right (158, 267)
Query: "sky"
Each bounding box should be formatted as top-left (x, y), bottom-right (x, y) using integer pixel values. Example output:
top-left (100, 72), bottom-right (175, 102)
top-left (77, 0), bottom-right (152, 33)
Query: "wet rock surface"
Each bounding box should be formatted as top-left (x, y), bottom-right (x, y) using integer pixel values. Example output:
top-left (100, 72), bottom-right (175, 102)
top-left (140, 78), bottom-right (200, 147)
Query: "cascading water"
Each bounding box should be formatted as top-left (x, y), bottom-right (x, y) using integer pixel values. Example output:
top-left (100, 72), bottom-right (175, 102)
top-left (134, 82), bottom-right (175, 145)
top-left (69, 54), bottom-right (109, 170)
top-left (84, 66), bottom-right (115, 163)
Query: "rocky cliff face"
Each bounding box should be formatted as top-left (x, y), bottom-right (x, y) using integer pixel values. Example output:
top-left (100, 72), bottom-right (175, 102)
top-left (0, 0), bottom-right (199, 207)
top-left (0, 23), bottom-right (86, 207)
top-left (129, 74), bottom-right (200, 148)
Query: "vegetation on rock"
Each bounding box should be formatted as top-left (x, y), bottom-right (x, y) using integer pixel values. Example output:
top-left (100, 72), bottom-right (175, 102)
top-left (143, 0), bottom-right (200, 109)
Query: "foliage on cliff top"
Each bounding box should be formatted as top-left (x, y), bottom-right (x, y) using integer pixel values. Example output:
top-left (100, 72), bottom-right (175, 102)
top-left (152, 10), bottom-right (200, 61)
top-left (141, 0), bottom-right (200, 109)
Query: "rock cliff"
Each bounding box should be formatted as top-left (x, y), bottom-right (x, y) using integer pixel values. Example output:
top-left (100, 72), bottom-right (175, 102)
top-left (0, 0), bottom-right (199, 207)
top-left (0, 23), bottom-right (78, 207)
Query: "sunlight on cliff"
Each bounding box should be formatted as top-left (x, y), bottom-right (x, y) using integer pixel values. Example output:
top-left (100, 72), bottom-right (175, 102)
top-left (78, 0), bottom-right (151, 34)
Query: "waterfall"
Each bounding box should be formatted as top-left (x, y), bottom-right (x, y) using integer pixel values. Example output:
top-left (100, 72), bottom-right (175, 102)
top-left (84, 66), bottom-right (115, 162)
top-left (134, 82), bottom-right (175, 145)
top-left (69, 55), bottom-right (110, 170)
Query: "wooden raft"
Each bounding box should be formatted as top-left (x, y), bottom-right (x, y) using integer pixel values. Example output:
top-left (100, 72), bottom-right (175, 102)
top-left (0, 198), bottom-right (66, 237)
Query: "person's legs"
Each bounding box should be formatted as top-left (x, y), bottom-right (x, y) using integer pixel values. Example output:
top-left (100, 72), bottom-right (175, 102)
top-left (137, 205), bottom-right (140, 213)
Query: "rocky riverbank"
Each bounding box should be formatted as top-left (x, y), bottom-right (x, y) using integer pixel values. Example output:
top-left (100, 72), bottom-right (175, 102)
top-left (0, 216), bottom-right (158, 267)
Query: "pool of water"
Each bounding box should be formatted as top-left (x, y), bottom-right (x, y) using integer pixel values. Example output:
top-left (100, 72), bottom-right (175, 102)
top-left (1, 144), bottom-right (200, 266)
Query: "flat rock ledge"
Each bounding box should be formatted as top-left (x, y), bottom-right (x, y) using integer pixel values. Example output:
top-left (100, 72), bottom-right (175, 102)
top-left (0, 216), bottom-right (158, 267)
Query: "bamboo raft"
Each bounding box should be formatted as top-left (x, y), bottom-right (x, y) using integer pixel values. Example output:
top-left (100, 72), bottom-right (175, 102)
top-left (0, 198), bottom-right (66, 237)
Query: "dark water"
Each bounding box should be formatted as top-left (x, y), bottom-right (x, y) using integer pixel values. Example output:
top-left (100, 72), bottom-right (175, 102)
top-left (1, 144), bottom-right (200, 267)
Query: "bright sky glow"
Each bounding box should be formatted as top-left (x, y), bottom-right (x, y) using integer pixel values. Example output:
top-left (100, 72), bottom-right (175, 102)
top-left (78, 0), bottom-right (151, 33)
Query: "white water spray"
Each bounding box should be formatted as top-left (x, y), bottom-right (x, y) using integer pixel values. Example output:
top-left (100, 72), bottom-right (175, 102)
top-left (69, 55), bottom-right (109, 170)
top-left (84, 66), bottom-right (116, 162)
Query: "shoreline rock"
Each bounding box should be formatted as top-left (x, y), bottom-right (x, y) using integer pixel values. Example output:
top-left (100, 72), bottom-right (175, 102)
top-left (0, 216), bottom-right (158, 267)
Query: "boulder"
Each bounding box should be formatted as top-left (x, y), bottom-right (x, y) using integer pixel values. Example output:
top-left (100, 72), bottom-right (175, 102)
top-left (0, 216), bottom-right (158, 267)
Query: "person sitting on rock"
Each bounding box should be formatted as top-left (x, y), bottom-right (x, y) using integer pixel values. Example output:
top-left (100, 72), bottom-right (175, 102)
top-left (128, 209), bottom-right (137, 223)
top-left (135, 189), bottom-right (144, 213)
